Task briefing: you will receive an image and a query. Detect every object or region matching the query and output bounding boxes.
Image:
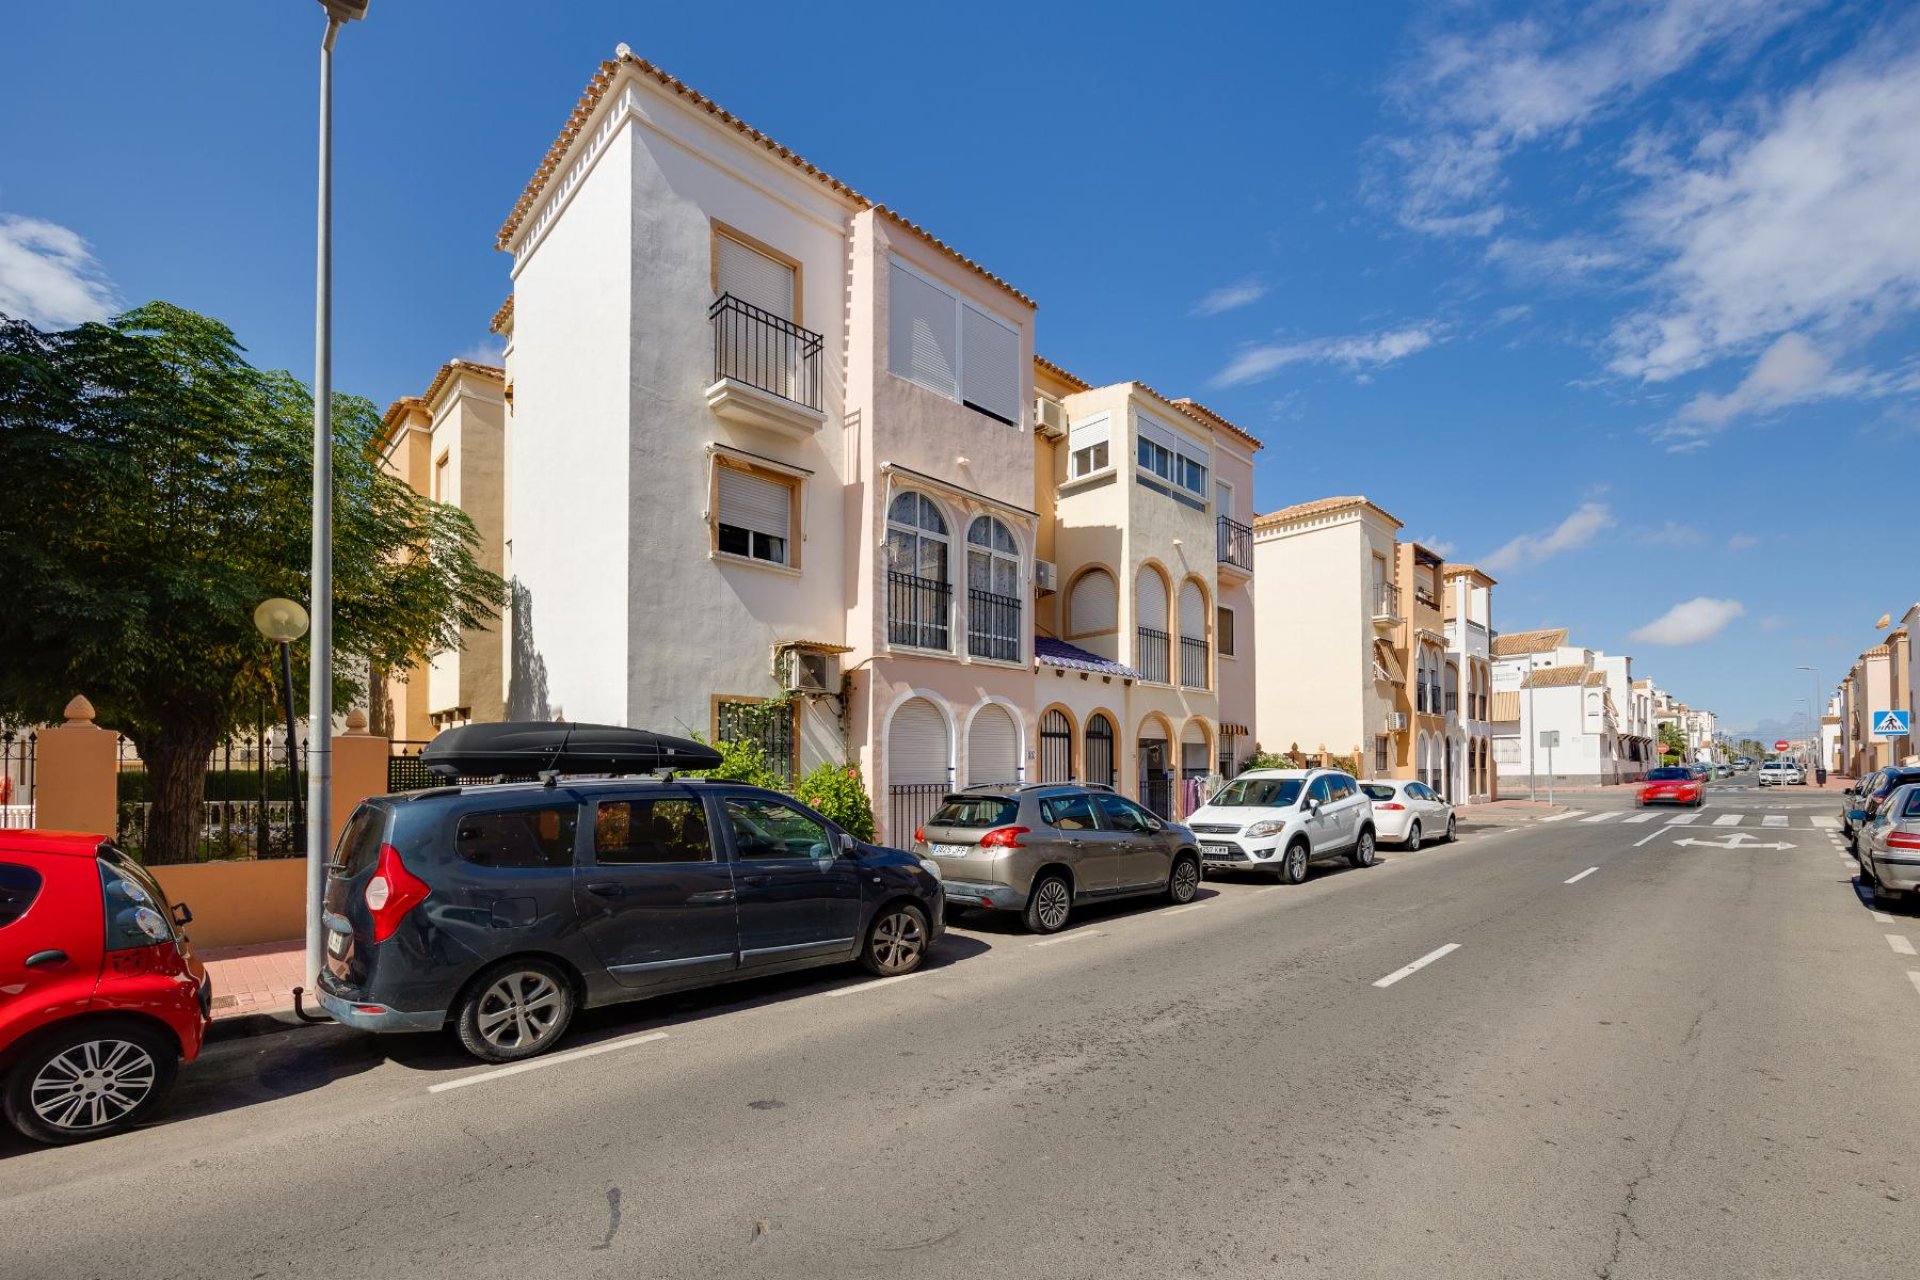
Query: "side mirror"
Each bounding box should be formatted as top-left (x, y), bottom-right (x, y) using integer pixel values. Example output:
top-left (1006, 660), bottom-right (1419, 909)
top-left (1146, 818), bottom-right (1165, 833)
top-left (1305, 797), bottom-right (1321, 813)
top-left (837, 832), bottom-right (859, 857)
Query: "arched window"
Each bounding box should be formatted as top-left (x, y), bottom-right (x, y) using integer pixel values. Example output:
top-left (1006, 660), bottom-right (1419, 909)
top-left (1068, 568), bottom-right (1118, 638)
top-left (1135, 567), bottom-right (1170, 683)
top-left (966, 516), bottom-right (1021, 661)
top-left (1085, 713), bottom-right (1117, 788)
top-left (886, 493), bottom-right (950, 649)
top-left (1038, 708), bottom-right (1074, 782)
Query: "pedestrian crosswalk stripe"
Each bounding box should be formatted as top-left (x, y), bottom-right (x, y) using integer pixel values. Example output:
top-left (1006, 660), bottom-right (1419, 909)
top-left (1580, 811), bottom-right (1621, 823)
top-left (1712, 814), bottom-right (1743, 827)
top-left (1622, 812), bottom-right (1658, 823)
top-left (1539, 811), bottom-right (1584, 823)
top-left (1666, 813), bottom-right (1701, 825)
top-left (1762, 815), bottom-right (1789, 828)
top-left (1811, 816), bottom-right (1840, 829)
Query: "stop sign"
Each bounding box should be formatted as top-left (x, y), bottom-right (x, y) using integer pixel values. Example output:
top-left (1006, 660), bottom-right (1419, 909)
top-left (1774, 739), bottom-right (1789, 752)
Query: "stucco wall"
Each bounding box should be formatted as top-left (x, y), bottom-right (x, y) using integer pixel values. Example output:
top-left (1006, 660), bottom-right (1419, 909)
top-left (1252, 514), bottom-right (1369, 757)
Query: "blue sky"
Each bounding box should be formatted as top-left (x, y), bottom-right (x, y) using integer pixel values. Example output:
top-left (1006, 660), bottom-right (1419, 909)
top-left (4, 1), bottom-right (1916, 735)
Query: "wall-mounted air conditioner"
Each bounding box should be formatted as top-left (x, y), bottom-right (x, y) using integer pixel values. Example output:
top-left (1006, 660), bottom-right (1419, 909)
top-left (1385, 712), bottom-right (1410, 731)
top-left (1034, 560), bottom-right (1058, 593)
top-left (781, 650), bottom-right (835, 695)
top-left (1035, 397), bottom-right (1068, 439)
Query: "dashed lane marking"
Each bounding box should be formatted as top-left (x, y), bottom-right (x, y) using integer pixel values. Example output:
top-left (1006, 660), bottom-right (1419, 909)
top-left (1872, 910), bottom-right (1897, 923)
top-left (1161, 903), bottom-right (1207, 917)
top-left (1909, 971), bottom-right (1920, 998)
top-left (827, 974), bottom-right (922, 999)
top-left (1565, 867), bottom-right (1599, 883)
top-left (428, 1031), bottom-right (669, 1095)
top-left (1811, 816), bottom-right (1841, 829)
top-left (1889, 935), bottom-right (1917, 957)
top-left (1373, 943), bottom-right (1462, 988)
top-left (1032, 930), bottom-right (1106, 949)
top-left (1634, 833), bottom-right (1661, 847)
top-left (1580, 811), bottom-right (1621, 823)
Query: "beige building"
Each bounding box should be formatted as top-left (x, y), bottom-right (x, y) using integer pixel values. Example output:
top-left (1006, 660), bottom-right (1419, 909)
top-left (1442, 564), bottom-right (1498, 802)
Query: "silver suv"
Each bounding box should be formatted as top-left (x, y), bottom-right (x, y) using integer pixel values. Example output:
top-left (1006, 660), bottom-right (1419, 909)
top-left (912, 784), bottom-right (1202, 933)
top-left (1186, 768), bottom-right (1378, 883)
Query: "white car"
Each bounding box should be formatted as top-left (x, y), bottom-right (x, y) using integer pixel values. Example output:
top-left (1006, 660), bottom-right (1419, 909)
top-left (1187, 768), bottom-right (1379, 884)
top-left (1757, 760), bottom-right (1804, 787)
top-left (1360, 779), bottom-right (1456, 849)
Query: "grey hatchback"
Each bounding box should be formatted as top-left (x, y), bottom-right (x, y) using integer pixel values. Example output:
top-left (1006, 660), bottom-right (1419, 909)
top-left (910, 784), bottom-right (1202, 933)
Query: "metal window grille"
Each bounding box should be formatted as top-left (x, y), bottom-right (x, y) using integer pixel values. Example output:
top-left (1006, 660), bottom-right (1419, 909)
top-left (1180, 637), bottom-right (1210, 689)
top-left (1136, 627), bottom-right (1171, 684)
top-left (1085, 718), bottom-right (1117, 789)
top-left (888, 572), bottom-right (952, 650)
top-left (1038, 711), bottom-right (1073, 783)
top-left (1216, 515), bottom-right (1253, 570)
top-left (966, 589), bottom-right (1021, 662)
top-left (709, 293), bottom-right (823, 410)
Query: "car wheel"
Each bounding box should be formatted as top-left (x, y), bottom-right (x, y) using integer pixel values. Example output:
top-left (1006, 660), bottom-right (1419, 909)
top-left (1165, 854), bottom-right (1201, 904)
top-left (1278, 840), bottom-right (1310, 885)
top-left (1350, 829), bottom-right (1378, 869)
top-left (2, 1019), bottom-right (178, 1146)
top-left (862, 902), bottom-right (930, 976)
top-left (455, 960), bottom-right (575, 1064)
top-left (1023, 873), bottom-right (1073, 934)
top-left (1445, 815), bottom-right (1457, 842)
top-left (1404, 821), bottom-right (1423, 852)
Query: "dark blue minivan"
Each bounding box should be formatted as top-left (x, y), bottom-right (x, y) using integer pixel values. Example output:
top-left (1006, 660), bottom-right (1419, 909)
top-left (317, 777), bottom-right (943, 1061)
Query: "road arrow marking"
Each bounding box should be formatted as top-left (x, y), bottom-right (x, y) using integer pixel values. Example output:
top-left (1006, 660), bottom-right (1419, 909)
top-left (1672, 831), bottom-right (1798, 850)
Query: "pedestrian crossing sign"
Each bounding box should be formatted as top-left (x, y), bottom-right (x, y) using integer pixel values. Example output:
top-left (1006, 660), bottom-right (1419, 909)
top-left (1873, 709), bottom-right (1910, 737)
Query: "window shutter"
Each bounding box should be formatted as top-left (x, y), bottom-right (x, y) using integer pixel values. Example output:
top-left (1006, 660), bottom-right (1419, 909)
top-left (1180, 581), bottom-right (1207, 640)
top-left (1068, 413), bottom-right (1109, 454)
top-left (715, 234), bottom-right (795, 320)
top-left (967, 705), bottom-right (1019, 787)
top-left (960, 304), bottom-right (1019, 424)
top-left (887, 697), bottom-right (950, 786)
top-left (1136, 569), bottom-right (1169, 631)
top-left (716, 466), bottom-right (791, 541)
top-left (1069, 570), bottom-right (1118, 635)
top-left (1136, 413), bottom-right (1178, 454)
top-left (888, 263), bottom-right (958, 398)
top-left (1180, 721), bottom-right (1209, 771)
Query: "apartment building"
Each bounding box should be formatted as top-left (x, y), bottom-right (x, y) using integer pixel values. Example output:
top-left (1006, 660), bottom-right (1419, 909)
top-left (372, 359), bottom-right (509, 741)
top-left (1490, 629), bottom-right (1639, 788)
top-left (1442, 564), bottom-right (1497, 803)
top-left (1840, 637), bottom-right (1906, 773)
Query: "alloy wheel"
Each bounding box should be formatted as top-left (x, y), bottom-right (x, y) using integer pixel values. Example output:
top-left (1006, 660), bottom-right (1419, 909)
top-left (474, 971), bottom-right (566, 1054)
top-left (1355, 832), bottom-right (1377, 867)
top-left (29, 1037), bottom-right (159, 1134)
top-left (869, 906), bottom-right (927, 975)
top-left (1406, 821), bottom-right (1422, 852)
top-left (1286, 845), bottom-right (1308, 883)
top-left (1169, 857), bottom-right (1200, 903)
top-left (1034, 877), bottom-right (1071, 931)
top-left (1445, 815), bottom-right (1457, 842)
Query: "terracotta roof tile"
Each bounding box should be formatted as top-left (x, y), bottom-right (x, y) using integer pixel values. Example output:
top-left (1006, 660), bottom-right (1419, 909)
top-left (1170, 396), bottom-right (1262, 452)
top-left (374, 360), bottom-right (504, 452)
top-left (489, 295), bottom-right (513, 335)
top-left (1491, 627), bottom-right (1568, 656)
top-left (1523, 665), bottom-right (1590, 689)
top-left (1034, 355), bottom-right (1091, 392)
top-left (1253, 495), bottom-right (1404, 531)
top-left (1442, 562), bottom-right (1497, 585)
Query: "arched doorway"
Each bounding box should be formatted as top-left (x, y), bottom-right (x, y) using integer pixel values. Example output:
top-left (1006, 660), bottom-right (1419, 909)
top-left (967, 703), bottom-right (1020, 788)
top-left (1085, 713), bottom-right (1117, 789)
top-left (1038, 708), bottom-right (1074, 783)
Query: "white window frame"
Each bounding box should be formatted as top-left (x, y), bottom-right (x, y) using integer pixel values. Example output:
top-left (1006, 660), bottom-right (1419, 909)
top-left (1215, 478), bottom-right (1234, 520)
top-left (887, 259), bottom-right (1023, 428)
top-left (1067, 412), bottom-right (1113, 481)
top-left (1134, 411), bottom-right (1209, 499)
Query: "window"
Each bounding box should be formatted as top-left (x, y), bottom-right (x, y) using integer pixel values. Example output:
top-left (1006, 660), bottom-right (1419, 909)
top-left (715, 463), bottom-right (796, 567)
top-left (967, 516), bottom-right (1021, 661)
top-left (1068, 413), bottom-right (1111, 479)
top-left (714, 697), bottom-right (798, 786)
top-left (457, 807), bottom-right (580, 868)
top-left (713, 226), bottom-right (797, 321)
top-left (887, 261), bottom-right (1021, 426)
top-left (930, 796), bottom-right (1019, 828)
top-left (1095, 793), bottom-right (1156, 833)
top-left (1135, 413), bottom-right (1208, 498)
top-left (1326, 775), bottom-right (1357, 801)
top-left (887, 491), bottom-right (951, 649)
top-left (595, 796), bottom-right (712, 864)
top-left (1374, 736), bottom-right (1390, 774)
top-left (1214, 479), bottom-right (1234, 520)
top-left (724, 796), bottom-right (833, 860)
top-left (1040, 793), bottom-right (1097, 830)
top-left (1216, 607), bottom-right (1235, 658)
top-left (1361, 784), bottom-right (1398, 801)
top-left (433, 452), bottom-right (449, 503)
top-left (1207, 776), bottom-right (1304, 807)
top-left (1307, 777), bottom-right (1335, 805)
top-left (0, 863), bottom-right (42, 929)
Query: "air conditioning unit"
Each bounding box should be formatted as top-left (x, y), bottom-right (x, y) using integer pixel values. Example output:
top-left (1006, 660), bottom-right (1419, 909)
top-left (780, 650), bottom-right (835, 695)
top-left (1034, 559), bottom-right (1059, 593)
top-left (1035, 397), bottom-right (1068, 439)
top-left (1385, 712), bottom-right (1410, 731)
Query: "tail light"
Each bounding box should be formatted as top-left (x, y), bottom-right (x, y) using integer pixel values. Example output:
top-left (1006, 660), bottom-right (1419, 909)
top-left (1375, 802), bottom-right (1405, 811)
top-left (1886, 831), bottom-right (1920, 850)
top-left (979, 826), bottom-right (1031, 849)
top-left (913, 827), bottom-right (926, 845)
top-left (366, 843), bottom-right (430, 942)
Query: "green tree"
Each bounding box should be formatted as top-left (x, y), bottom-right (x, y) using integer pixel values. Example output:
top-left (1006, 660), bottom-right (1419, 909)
top-left (0, 303), bottom-right (504, 863)
top-left (1657, 723), bottom-right (1688, 759)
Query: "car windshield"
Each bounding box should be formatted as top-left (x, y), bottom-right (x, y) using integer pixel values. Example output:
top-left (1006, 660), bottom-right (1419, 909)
top-left (929, 796), bottom-right (1019, 829)
top-left (1646, 767), bottom-right (1692, 781)
top-left (1208, 777), bottom-right (1304, 807)
top-left (1361, 784), bottom-right (1399, 801)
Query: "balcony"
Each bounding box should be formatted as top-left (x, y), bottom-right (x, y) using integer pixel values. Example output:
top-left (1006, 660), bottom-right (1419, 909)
top-left (1136, 627), bottom-right (1171, 684)
top-left (705, 294), bottom-right (827, 438)
top-left (1180, 636), bottom-right (1210, 690)
top-left (1216, 516), bottom-right (1253, 579)
top-left (887, 572), bottom-right (951, 651)
top-left (967, 589), bottom-right (1021, 663)
top-left (1372, 582), bottom-right (1403, 627)
top-left (1414, 585), bottom-right (1439, 612)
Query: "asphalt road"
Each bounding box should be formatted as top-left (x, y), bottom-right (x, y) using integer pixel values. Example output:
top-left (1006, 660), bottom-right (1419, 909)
top-left (3, 776), bottom-right (1915, 1279)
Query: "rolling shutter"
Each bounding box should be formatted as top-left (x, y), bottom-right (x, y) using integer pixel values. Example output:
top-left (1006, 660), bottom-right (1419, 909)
top-left (1136, 568), bottom-right (1169, 632)
top-left (1181, 720), bottom-right (1210, 771)
top-left (716, 466), bottom-right (791, 541)
top-left (1180, 580), bottom-right (1207, 641)
top-left (960, 304), bottom-right (1020, 424)
top-left (1068, 570), bottom-right (1118, 635)
top-left (1067, 413), bottom-right (1109, 454)
top-left (887, 697), bottom-right (950, 786)
top-left (888, 263), bottom-right (958, 398)
top-left (715, 233), bottom-right (795, 320)
top-left (968, 705), bottom-right (1019, 787)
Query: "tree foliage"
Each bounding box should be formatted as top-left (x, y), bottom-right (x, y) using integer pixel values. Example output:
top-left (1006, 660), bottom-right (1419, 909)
top-left (1657, 722), bottom-right (1688, 758)
top-left (0, 302), bottom-right (505, 862)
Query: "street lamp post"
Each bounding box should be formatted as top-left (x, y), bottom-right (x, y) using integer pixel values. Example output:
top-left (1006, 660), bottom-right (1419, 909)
top-left (252, 599), bottom-right (310, 842)
top-left (307, 0), bottom-right (370, 997)
top-left (1795, 665), bottom-right (1825, 782)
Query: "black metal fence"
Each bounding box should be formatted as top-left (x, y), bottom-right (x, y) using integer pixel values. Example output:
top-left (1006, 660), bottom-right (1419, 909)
top-left (1217, 515), bottom-right (1253, 571)
top-left (1136, 627), bottom-right (1170, 684)
top-left (1, 730), bottom-right (34, 830)
top-left (1142, 775), bottom-right (1173, 820)
top-left (1085, 718), bottom-right (1116, 789)
top-left (888, 783), bottom-right (947, 845)
top-left (888, 572), bottom-right (951, 650)
top-left (1038, 711), bottom-right (1073, 783)
top-left (114, 734), bottom-right (306, 861)
top-left (388, 741), bottom-right (443, 794)
top-left (710, 293), bottom-right (823, 410)
top-left (967, 589), bottom-right (1021, 662)
top-left (1180, 637), bottom-right (1210, 689)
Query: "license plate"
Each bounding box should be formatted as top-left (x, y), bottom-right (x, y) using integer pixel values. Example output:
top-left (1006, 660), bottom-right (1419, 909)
top-left (1202, 843), bottom-right (1239, 858)
top-left (929, 843), bottom-right (971, 858)
top-left (325, 929), bottom-right (349, 958)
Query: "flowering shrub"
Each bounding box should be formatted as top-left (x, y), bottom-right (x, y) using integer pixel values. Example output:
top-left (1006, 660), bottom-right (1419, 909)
top-left (797, 761), bottom-right (876, 843)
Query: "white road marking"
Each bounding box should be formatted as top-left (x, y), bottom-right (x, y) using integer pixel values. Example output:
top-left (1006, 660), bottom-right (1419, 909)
top-left (1634, 833), bottom-right (1661, 847)
top-left (1761, 815), bottom-right (1789, 828)
top-left (1565, 867), bottom-right (1599, 883)
top-left (1888, 935), bottom-right (1917, 957)
top-left (1580, 811), bottom-right (1621, 824)
top-left (1032, 929), bottom-right (1105, 948)
top-left (1872, 910), bottom-right (1896, 924)
top-left (1713, 814), bottom-right (1743, 827)
top-left (1844, 861), bottom-right (1861, 872)
top-left (1811, 816), bottom-right (1841, 829)
top-left (428, 1031), bottom-right (669, 1094)
top-left (1162, 903), bottom-right (1207, 916)
top-left (1372, 943), bottom-right (1462, 989)
top-left (826, 973), bottom-right (922, 999)
top-left (1666, 814), bottom-right (1702, 826)
top-left (1251, 885), bottom-right (1286, 895)
top-left (1909, 971), bottom-right (1920, 998)
top-left (1540, 811), bottom-right (1584, 823)
top-left (1622, 812), bottom-right (1659, 824)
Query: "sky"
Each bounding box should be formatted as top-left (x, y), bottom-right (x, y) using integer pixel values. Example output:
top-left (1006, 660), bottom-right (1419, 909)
top-left (3, 0), bottom-right (1916, 737)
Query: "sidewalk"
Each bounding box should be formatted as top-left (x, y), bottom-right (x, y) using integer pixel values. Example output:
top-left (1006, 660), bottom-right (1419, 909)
top-left (1460, 798), bottom-right (1569, 826)
top-left (199, 939), bottom-right (303, 1021)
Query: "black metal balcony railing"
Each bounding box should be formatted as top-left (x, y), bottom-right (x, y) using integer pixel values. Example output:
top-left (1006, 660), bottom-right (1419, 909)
top-left (1415, 586), bottom-right (1438, 610)
top-left (1136, 627), bottom-right (1171, 684)
top-left (1180, 636), bottom-right (1210, 689)
top-left (967, 589), bottom-right (1021, 662)
top-left (1445, 692), bottom-right (1459, 714)
top-left (1374, 582), bottom-right (1401, 619)
top-left (710, 293), bottom-right (824, 410)
top-left (888, 572), bottom-right (951, 650)
top-left (1217, 515), bottom-right (1253, 571)
top-left (1416, 684), bottom-right (1429, 714)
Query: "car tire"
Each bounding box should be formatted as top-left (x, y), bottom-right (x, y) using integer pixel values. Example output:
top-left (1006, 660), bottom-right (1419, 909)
top-left (1350, 828), bottom-right (1378, 869)
top-left (1023, 872), bottom-right (1073, 934)
top-left (862, 902), bottom-right (930, 977)
top-left (1278, 840), bottom-right (1310, 885)
top-left (2, 1019), bottom-right (178, 1146)
top-left (1165, 854), bottom-right (1201, 904)
top-left (454, 960), bottom-right (576, 1064)
top-left (1444, 815), bottom-right (1457, 842)
top-left (1404, 821), bottom-right (1422, 852)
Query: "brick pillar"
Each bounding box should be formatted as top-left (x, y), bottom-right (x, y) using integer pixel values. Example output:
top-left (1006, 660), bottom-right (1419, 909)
top-left (35, 695), bottom-right (119, 836)
top-left (330, 709), bottom-right (391, 850)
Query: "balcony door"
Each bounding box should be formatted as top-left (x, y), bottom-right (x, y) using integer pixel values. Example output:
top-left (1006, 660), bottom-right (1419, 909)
top-left (714, 228), bottom-right (800, 400)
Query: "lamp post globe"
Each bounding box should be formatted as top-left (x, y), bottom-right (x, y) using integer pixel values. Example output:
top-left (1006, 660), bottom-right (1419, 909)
top-left (252, 598), bottom-right (310, 645)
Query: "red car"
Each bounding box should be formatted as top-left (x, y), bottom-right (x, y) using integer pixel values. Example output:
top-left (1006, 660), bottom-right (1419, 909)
top-left (0, 831), bottom-right (210, 1144)
top-left (1637, 765), bottom-right (1704, 808)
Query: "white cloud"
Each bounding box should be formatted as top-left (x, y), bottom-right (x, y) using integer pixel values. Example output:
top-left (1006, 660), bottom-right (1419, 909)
top-left (1486, 234), bottom-right (1632, 284)
top-left (1213, 324), bottom-right (1441, 387)
top-left (1482, 501), bottom-right (1616, 573)
top-left (0, 213), bottom-right (117, 328)
top-left (1628, 596), bottom-right (1746, 644)
top-left (456, 337), bottom-right (506, 366)
top-left (1191, 279), bottom-right (1268, 317)
top-left (1416, 536), bottom-right (1459, 557)
top-left (1638, 520), bottom-right (1705, 546)
top-left (1728, 532), bottom-right (1760, 550)
top-left (1759, 613), bottom-right (1789, 630)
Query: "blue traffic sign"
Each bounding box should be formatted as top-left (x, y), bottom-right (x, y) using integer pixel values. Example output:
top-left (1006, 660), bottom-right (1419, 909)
top-left (1872, 709), bottom-right (1910, 738)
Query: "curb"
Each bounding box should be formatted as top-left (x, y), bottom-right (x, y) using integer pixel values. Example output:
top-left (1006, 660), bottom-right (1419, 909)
top-left (206, 1006), bottom-right (331, 1044)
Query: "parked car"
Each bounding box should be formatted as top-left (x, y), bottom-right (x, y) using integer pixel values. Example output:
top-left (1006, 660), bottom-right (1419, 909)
top-left (1, 832), bottom-right (210, 1144)
top-left (318, 766), bottom-right (944, 1064)
top-left (917, 783), bottom-right (1199, 933)
top-left (1638, 765), bottom-right (1704, 807)
top-left (1757, 760), bottom-right (1801, 787)
top-left (1842, 767), bottom-right (1920, 850)
top-left (1360, 779), bottom-right (1455, 849)
top-left (1858, 781), bottom-right (1920, 905)
top-left (1688, 764), bottom-right (1712, 785)
top-left (1186, 768), bottom-right (1378, 884)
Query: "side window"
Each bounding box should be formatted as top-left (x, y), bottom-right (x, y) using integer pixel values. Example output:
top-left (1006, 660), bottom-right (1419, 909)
top-left (456, 807), bottom-right (580, 868)
top-left (724, 796), bottom-right (832, 860)
top-left (0, 863), bottom-right (43, 929)
top-left (594, 796), bottom-right (713, 864)
top-left (1308, 776), bottom-right (1335, 805)
top-left (1040, 793), bottom-right (1097, 830)
top-left (1094, 794), bottom-right (1152, 833)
